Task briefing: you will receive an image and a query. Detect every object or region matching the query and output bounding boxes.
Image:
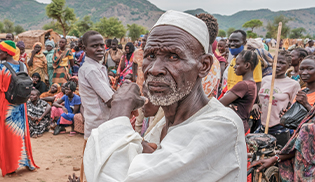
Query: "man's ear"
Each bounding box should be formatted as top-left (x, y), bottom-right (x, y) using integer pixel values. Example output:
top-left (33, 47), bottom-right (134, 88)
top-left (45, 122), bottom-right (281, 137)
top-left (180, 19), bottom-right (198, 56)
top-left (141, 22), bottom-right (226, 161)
top-left (198, 53), bottom-right (213, 78)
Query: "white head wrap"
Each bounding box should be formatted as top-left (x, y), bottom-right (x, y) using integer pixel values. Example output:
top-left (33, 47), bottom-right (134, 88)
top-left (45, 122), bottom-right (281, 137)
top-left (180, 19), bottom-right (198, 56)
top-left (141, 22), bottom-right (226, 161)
top-left (247, 38), bottom-right (263, 49)
top-left (45, 40), bottom-right (55, 48)
top-left (150, 10), bottom-right (210, 54)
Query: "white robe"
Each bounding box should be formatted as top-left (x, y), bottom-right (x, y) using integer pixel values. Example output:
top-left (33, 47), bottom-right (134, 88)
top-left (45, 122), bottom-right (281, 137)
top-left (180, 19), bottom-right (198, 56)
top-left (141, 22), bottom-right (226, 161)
top-left (84, 98), bottom-right (247, 182)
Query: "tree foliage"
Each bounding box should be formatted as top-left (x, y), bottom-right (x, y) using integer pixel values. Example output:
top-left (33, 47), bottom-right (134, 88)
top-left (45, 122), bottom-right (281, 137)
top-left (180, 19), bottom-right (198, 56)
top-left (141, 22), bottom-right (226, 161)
top-left (265, 32), bottom-right (272, 38)
top-left (246, 31), bottom-right (258, 38)
top-left (46, 0), bottom-right (76, 37)
top-left (42, 21), bottom-right (63, 35)
top-left (242, 19), bottom-right (263, 32)
top-left (14, 25), bottom-right (25, 35)
top-left (0, 22), bottom-right (4, 33)
top-left (76, 15), bottom-right (93, 36)
top-left (266, 15), bottom-right (291, 39)
top-left (218, 29), bottom-right (226, 37)
top-left (3, 19), bottom-right (14, 33)
top-left (227, 27), bottom-right (236, 37)
top-left (289, 27), bottom-right (306, 38)
top-left (95, 17), bottom-right (126, 38)
top-left (127, 24), bottom-right (147, 42)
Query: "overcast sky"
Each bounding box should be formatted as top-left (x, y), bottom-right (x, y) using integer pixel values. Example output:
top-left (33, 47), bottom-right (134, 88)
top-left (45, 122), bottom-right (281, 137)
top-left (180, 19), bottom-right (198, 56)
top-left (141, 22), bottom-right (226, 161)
top-left (36, 0), bottom-right (315, 15)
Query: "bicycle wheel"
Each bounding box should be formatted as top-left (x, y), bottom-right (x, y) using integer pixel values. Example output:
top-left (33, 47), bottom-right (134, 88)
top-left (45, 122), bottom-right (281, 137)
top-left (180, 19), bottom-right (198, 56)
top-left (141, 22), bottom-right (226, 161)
top-left (262, 166), bottom-right (279, 182)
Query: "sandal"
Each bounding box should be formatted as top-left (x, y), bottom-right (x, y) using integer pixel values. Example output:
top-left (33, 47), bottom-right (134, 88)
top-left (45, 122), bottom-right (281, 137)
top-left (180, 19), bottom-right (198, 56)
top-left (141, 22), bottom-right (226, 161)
top-left (69, 131), bottom-right (76, 136)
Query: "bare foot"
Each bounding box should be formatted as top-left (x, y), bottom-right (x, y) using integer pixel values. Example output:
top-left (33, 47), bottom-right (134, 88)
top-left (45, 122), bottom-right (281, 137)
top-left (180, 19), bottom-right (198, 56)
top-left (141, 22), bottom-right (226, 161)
top-left (32, 135), bottom-right (37, 138)
top-left (7, 171), bottom-right (17, 177)
top-left (37, 134), bottom-right (43, 137)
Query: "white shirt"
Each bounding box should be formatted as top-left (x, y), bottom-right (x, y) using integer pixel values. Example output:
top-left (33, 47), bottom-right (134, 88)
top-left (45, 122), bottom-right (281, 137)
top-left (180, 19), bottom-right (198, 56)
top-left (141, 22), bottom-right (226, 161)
top-left (84, 98), bottom-right (247, 182)
top-left (78, 56), bottom-right (114, 139)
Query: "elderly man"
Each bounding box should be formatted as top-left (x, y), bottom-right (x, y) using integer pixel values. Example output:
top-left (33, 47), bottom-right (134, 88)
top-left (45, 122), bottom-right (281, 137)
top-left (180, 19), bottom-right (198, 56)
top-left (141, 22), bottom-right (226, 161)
top-left (84, 10), bottom-right (247, 182)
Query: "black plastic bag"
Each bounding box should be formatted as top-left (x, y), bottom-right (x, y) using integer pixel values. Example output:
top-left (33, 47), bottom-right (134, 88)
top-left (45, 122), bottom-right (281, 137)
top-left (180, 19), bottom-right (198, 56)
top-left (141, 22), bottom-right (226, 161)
top-left (280, 102), bottom-right (308, 129)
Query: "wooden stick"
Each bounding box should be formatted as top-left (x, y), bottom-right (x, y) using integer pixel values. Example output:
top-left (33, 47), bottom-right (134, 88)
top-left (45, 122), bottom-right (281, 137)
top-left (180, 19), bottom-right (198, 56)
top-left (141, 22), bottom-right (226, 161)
top-left (257, 22), bottom-right (282, 182)
top-left (80, 140), bottom-right (87, 182)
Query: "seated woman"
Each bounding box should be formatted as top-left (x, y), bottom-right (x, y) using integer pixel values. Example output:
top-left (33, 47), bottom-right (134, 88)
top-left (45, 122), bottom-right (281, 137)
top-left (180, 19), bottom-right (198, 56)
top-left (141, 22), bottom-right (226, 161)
top-left (256, 50), bottom-right (300, 147)
top-left (27, 88), bottom-right (52, 138)
top-left (250, 56), bottom-right (315, 181)
top-left (52, 81), bottom-right (81, 136)
top-left (32, 72), bottom-right (48, 94)
top-left (220, 50), bottom-right (258, 134)
top-left (40, 83), bottom-right (61, 105)
top-left (50, 83), bottom-right (66, 128)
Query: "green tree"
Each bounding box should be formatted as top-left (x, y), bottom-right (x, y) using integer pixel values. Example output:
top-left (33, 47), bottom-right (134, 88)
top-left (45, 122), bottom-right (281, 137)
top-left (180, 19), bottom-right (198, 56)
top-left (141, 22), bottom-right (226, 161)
top-left (68, 28), bottom-right (80, 37)
top-left (266, 15), bottom-right (291, 39)
top-left (127, 24), bottom-right (147, 42)
top-left (289, 27), bottom-right (306, 38)
top-left (218, 29), bottom-right (226, 37)
top-left (14, 25), bottom-right (25, 35)
top-left (227, 27), bottom-right (236, 37)
top-left (95, 17), bottom-right (126, 38)
top-left (46, 0), bottom-right (76, 37)
top-left (0, 22), bottom-right (4, 33)
top-left (246, 31), bottom-right (258, 38)
top-left (76, 15), bottom-right (93, 36)
top-left (242, 19), bottom-right (263, 32)
top-left (3, 19), bottom-right (14, 33)
top-left (42, 21), bottom-right (63, 34)
top-left (265, 32), bottom-right (272, 38)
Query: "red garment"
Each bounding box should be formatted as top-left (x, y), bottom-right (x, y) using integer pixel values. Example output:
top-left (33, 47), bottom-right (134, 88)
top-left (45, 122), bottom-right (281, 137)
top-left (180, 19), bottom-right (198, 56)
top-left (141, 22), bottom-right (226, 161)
top-left (0, 68), bottom-right (39, 176)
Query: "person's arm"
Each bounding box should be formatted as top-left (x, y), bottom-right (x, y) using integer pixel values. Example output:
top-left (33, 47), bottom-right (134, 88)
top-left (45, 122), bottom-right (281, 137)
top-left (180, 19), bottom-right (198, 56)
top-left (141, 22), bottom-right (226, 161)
top-left (53, 98), bottom-right (68, 113)
top-left (86, 70), bottom-right (115, 104)
top-left (220, 62), bottom-right (225, 77)
top-left (249, 152), bottom-right (295, 172)
top-left (73, 105), bottom-right (80, 114)
top-left (39, 103), bottom-right (51, 121)
top-left (219, 92), bottom-right (239, 107)
top-left (28, 50), bottom-right (36, 67)
top-left (41, 96), bottom-right (55, 103)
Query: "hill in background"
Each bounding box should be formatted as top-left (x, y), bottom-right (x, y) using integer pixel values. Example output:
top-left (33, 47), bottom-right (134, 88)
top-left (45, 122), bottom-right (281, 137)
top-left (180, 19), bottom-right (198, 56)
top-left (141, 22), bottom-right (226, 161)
top-left (1, 0), bottom-right (314, 36)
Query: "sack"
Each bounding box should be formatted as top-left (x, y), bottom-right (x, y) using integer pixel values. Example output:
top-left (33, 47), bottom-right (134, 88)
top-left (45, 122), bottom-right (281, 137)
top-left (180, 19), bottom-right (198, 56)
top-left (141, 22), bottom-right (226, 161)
top-left (246, 133), bottom-right (276, 150)
top-left (3, 61), bottom-right (33, 105)
top-left (280, 102), bottom-right (308, 129)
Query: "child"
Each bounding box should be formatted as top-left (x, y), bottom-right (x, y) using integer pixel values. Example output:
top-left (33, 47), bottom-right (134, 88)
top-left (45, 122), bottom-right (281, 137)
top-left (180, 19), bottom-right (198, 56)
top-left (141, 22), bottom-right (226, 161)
top-left (219, 50), bottom-right (258, 134)
top-left (108, 69), bottom-right (117, 89)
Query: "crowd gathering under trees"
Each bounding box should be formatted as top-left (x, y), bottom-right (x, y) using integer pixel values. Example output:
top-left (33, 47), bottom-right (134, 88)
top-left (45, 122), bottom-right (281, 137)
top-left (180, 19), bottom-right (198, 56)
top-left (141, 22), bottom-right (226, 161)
top-left (1, 1), bottom-right (315, 181)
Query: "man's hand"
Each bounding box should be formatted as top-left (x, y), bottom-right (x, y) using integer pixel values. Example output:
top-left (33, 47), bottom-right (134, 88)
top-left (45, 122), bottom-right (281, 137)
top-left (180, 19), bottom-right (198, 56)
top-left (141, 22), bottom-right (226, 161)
top-left (109, 82), bottom-right (146, 120)
top-left (250, 104), bottom-right (261, 120)
top-left (62, 106), bottom-right (68, 114)
top-left (296, 90), bottom-right (312, 111)
top-left (68, 173), bottom-right (80, 182)
top-left (142, 140), bottom-right (157, 153)
top-left (248, 157), bottom-right (277, 172)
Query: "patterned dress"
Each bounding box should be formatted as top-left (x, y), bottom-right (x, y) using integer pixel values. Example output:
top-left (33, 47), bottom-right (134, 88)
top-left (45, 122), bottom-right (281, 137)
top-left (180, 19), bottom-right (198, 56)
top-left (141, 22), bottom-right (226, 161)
top-left (202, 56), bottom-right (221, 98)
top-left (0, 62), bottom-right (38, 176)
top-left (52, 48), bottom-right (74, 86)
top-left (26, 99), bottom-right (51, 137)
top-left (279, 106), bottom-right (315, 181)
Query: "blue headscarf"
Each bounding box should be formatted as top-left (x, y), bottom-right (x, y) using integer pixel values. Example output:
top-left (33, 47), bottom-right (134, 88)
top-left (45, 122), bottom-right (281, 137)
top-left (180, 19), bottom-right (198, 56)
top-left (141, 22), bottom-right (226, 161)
top-left (45, 40), bottom-right (55, 48)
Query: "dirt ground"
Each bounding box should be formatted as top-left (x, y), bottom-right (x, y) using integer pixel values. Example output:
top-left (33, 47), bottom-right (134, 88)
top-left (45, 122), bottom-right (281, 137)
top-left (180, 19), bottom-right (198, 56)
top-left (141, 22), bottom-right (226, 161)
top-left (0, 127), bottom-right (85, 182)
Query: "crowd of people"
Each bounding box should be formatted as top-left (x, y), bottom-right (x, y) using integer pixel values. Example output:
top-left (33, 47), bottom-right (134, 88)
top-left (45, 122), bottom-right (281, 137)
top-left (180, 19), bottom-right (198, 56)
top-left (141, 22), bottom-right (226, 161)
top-left (0, 10), bottom-right (315, 181)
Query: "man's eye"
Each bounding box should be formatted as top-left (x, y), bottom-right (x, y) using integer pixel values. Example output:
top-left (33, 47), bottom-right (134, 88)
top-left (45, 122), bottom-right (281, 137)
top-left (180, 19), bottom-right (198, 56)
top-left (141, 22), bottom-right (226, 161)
top-left (148, 54), bottom-right (155, 58)
top-left (170, 55), bottom-right (178, 60)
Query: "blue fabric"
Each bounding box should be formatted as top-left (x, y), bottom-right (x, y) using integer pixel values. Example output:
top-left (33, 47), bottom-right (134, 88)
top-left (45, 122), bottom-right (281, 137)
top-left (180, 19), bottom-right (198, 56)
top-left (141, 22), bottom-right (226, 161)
top-left (61, 94), bottom-right (81, 113)
top-left (229, 45), bottom-right (244, 56)
top-left (75, 50), bottom-right (83, 60)
top-left (80, 54), bottom-right (86, 67)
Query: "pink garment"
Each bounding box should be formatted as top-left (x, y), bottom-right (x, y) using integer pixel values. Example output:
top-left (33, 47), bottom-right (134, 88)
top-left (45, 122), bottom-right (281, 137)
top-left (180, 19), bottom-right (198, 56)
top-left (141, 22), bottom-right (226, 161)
top-left (60, 117), bottom-right (72, 125)
top-left (51, 106), bottom-right (63, 120)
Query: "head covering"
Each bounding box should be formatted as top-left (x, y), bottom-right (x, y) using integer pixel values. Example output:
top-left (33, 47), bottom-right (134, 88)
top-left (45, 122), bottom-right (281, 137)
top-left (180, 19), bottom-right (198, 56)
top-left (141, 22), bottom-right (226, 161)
top-left (125, 42), bottom-right (135, 61)
top-left (110, 69), bottom-right (117, 74)
top-left (51, 83), bottom-right (61, 93)
top-left (247, 38), bottom-right (264, 49)
top-left (304, 38), bottom-right (310, 45)
top-left (151, 10), bottom-right (209, 54)
top-left (45, 40), bottom-right (55, 48)
top-left (32, 42), bottom-right (45, 58)
top-left (0, 40), bottom-right (16, 56)
top-left (69, 76), bottom-right (79, 86)
top-left (16, 41), bottom-right (25, 49)
top-left (32, 72), bottom-right (41, 80)
top-left (213, 40), bottom-right (226, 63)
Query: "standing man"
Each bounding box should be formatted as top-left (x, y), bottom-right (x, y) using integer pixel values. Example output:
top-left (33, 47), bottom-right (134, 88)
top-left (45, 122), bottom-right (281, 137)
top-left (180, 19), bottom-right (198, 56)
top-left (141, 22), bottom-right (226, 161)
top-left (84, 10), bottom-right (246, 182)
top-left (305, 39), bottom-right (315, 54)
top-left (6, 33), bottom-right (20, 61)
top-left (104, 38), bottom-right (123, 70)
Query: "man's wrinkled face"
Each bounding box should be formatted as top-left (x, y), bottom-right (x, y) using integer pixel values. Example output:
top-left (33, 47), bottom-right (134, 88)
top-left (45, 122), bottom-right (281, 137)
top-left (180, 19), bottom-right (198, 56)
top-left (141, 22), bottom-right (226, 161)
top-left (143, 25), bottom-right (204, 106)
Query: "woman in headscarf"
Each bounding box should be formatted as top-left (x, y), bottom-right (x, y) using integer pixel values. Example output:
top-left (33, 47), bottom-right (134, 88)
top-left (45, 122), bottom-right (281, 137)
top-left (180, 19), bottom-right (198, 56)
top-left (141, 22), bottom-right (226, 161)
top-left (32, 72), bottom-right (48, 94)
top-left (52, 37), bottom-right (74, 86)
top-left (44, 40), bottom-right (55, 86)
top-left (0, 40), bottom-right (39, 176)
top-left (16, 41), bottom-right (27, 63)
top-left (117, 42), bottom-right (136, 85)
top-left (40, 83), bottom-right (61, 106)
top-left (28, 42), bottom-right (48, 83)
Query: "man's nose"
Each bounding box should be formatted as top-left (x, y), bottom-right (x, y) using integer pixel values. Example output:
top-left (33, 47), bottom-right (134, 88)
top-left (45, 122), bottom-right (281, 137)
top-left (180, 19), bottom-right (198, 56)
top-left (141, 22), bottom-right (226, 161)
top-left (148, 57), bottom-right (167, 77)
